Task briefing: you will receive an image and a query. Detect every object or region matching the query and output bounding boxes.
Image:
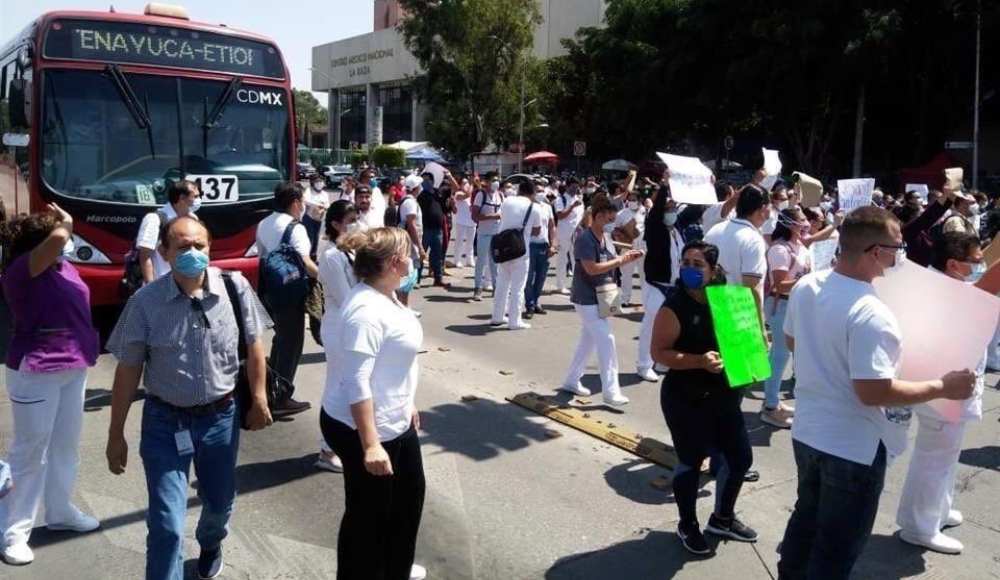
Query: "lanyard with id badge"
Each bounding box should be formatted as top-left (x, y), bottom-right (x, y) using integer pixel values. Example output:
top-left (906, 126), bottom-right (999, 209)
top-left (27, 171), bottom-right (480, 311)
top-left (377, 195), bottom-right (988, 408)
top-left (175, 421), bottom-right (195, 456)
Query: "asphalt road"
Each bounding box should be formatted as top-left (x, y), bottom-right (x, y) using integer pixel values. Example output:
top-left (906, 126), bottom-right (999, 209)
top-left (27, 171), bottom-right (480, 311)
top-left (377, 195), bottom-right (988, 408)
top-left (1, 260), bottom-right (999, 579)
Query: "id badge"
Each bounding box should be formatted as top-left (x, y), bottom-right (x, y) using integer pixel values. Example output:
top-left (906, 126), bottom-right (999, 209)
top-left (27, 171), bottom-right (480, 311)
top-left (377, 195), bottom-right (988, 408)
top-left (175, 430), bottom-right (195, 456)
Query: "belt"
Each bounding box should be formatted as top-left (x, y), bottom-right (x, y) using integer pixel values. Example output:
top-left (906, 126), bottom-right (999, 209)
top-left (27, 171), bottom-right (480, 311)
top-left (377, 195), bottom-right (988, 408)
top-left (149, 391), bottom-right (235, 416)
top-left (772, 294), bottom-right (790, 301)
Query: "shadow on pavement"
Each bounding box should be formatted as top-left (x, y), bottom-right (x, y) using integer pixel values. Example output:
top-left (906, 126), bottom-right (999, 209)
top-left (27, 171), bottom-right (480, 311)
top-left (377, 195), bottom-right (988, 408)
top-left (545, 530), bottom-right (706, 579)
top-left (424, 294), bottom-right (474, 304)
top-left (959, 445), bottom-right (1000, 471)
top-left (84, 388), bottom-right (146, 412)
top-left (418, 398), bottom-right (556, 461)
top-left (603, 459), bottom-right (715, 506)
top-left (444, 323), bottom-right (494, 337)
top-left (299, 351), bottom-right (327, 366)
top-left (851, 532), bottom-right (928, 579)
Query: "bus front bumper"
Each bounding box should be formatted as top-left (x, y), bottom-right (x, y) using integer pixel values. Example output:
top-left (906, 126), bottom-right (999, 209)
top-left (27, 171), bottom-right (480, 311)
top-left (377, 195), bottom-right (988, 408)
top-left (75, 258), bottom-right (260, 307)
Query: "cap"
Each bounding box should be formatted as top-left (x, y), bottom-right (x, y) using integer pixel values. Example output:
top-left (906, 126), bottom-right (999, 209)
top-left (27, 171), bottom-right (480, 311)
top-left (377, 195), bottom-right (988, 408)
top-left (403, 175), bottom-right (423, 191)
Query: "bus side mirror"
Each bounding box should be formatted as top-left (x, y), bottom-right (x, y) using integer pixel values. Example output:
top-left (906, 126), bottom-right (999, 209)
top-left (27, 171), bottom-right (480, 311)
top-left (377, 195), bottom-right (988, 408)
top-left (8, 79), bottom-right (30, 129)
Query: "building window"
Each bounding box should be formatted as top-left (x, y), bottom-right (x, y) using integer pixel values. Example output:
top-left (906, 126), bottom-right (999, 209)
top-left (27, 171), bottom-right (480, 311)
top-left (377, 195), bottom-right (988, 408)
top-left (339, 89), bottom-right (366, 149)
top-left (377, 84), bottom-right (413, 144)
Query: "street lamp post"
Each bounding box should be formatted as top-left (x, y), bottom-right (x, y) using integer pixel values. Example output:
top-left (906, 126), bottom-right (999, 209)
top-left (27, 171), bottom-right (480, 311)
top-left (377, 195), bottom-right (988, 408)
top-left (972, 0), bottom-right (981, 190)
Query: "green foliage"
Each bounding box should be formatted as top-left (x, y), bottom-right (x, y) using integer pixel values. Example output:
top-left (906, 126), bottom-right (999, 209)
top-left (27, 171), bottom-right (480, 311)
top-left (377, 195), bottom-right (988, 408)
top-left (293, 89), bottom-right (327, 144)
top-left (398, 0), bottom-right (543, 160)
top-left (372, 145), bottom-right (406, 168)
top-left (350, 150), bottom-right (370, 167)
top-left (542, 0), bottom-right (998, 179)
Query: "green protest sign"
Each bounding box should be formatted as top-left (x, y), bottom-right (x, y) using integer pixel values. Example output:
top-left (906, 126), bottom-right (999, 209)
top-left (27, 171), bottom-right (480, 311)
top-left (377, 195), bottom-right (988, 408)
top-left (705, 285), bottom-right (772, 388)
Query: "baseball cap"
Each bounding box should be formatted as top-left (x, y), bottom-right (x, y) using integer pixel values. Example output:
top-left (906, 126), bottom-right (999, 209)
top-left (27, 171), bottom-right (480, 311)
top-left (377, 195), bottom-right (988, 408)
top-left (403, 174), bottom-right (423, 191)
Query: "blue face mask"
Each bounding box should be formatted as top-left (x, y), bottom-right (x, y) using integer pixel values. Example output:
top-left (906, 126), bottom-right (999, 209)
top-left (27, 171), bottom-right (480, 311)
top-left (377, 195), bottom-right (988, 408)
top-left (174, 248), bottom-right (210, 278)
top-left (189, 196), bottom-right (203, 213)
top-left (398, 258), bottom-right (418, 293)
top-left (370, 179), bottom-right (378, 189)
top-left (679, 266), bottom-right (705, 289)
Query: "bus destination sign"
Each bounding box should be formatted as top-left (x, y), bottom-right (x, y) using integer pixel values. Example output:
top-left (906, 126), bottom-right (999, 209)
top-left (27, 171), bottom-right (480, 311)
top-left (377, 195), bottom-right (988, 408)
top-left (44, 19), bottom-right (285, 79)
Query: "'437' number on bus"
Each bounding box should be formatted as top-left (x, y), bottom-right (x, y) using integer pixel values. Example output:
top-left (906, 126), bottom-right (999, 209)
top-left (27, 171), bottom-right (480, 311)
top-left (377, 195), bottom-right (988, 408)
top-left (186, 175), bottom-right (241, 202)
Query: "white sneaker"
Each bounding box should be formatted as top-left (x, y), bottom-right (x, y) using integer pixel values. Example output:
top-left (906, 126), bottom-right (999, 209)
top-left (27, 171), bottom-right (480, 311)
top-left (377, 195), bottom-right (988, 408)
top-left (637, 367), bottom-right (660, 382)
top-left (47, 508), bottom-right (100, 533)
top-left (558, 288), bottom-right (570, 295)
top-left (1, 542), bottom-right (33, 565)
top-left (314, 453), bottom-right (344, 473)
top-left (943, 510), bottom-right (964, 529)
top-left (508, 321), bottom-right (532, 330)
top-left (603, 393), bottom-right (630, 407)
top-left (898, 530), bottom-right (963, 555)
top-left (560, 382), bottom-right (592, 396)
top-left (410, 564), bottom-right (428, 580)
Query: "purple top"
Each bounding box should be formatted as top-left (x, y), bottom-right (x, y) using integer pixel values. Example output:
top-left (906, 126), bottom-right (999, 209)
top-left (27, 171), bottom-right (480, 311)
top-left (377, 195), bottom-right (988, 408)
top-left (3, 254), bottom-right (98, 373)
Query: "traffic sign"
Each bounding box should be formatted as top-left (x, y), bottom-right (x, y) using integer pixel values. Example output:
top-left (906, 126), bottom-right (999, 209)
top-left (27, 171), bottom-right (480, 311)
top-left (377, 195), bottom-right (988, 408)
top-left (573, 141), bottom-right (587, 157)
top-left (945, 141), bottom-right (973, 150)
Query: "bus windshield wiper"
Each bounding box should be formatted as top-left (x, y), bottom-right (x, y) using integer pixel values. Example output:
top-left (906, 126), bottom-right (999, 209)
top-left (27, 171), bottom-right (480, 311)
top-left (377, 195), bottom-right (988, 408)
top-left (105, 64), bottom-right (151, 129)
top-left (204, 77), bottom-right (241, 128)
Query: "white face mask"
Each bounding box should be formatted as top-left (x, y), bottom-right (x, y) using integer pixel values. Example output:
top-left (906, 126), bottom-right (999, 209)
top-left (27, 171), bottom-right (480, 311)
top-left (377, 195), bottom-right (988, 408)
top-left (663, 212), bottom-right (678, 227)
top-left (775, 200), bottom-right (789, 211)
top-left (345, 222), bottom-right (360, 234)
top-left (535, 193), bottom-right (547, 203)
top-left (628, 201), bottom-right (639, 211)
top-left (967, 261), bottom-right (986, 283)
top-left (968, 203), bottom-right (980, 216)
top-left (880, 247), bottom-right (907, 276)
top-left (189, 196), bottom-right (203, 213)
top-left (312, 182), bottom-right (324, 192)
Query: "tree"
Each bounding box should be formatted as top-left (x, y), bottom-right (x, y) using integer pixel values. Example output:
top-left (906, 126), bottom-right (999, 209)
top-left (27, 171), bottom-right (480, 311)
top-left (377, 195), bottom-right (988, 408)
top-left (293, 89), bottom-right (327, 146)
top-left (398, 0), bottom-right (542, 161)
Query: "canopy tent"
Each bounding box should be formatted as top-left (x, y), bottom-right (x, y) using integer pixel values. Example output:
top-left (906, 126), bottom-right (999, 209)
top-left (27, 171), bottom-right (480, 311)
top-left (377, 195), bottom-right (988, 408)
top-left (386, 140), bottom-right (430, 152)
top-left (601, 158), bottom-right (637, 171)
top-left (406, 145), bottom-right (445, 163)
top-left (524, 150), bottom-right (559, 164)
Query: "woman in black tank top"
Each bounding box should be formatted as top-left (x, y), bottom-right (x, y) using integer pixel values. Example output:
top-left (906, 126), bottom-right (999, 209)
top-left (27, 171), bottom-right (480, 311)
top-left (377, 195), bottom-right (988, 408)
top-left (650, 240), bottom-right (757, 555)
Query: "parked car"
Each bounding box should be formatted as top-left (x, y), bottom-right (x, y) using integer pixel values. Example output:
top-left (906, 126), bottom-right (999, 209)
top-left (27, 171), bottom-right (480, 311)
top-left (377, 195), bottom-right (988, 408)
top-left (325, 165), bottom-right (355, 190)
top-left (297, 162), bottom-right (317, 180)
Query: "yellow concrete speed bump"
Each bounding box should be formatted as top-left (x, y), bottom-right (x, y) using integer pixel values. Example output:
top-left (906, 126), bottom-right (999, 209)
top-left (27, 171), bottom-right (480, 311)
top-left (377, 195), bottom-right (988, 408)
top-left (506, 392), bottom-right (681, 470)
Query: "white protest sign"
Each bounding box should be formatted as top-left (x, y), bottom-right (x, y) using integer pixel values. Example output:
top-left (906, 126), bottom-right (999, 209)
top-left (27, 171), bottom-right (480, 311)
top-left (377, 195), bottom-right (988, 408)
top-left (761, 148), bottom-right (782, 190)
top-left (873, 261), bottom-right (1000, 421)
top-left (423, 161), bottom-right (446, 188)
top-left (809, 238), bottom-right (838, 271)
top-left (837, 178), bottom-right (875, 213)
top-left (904, 183), bottom-right (929, 204)
top-left (656, 152), bottom-right (717, 205)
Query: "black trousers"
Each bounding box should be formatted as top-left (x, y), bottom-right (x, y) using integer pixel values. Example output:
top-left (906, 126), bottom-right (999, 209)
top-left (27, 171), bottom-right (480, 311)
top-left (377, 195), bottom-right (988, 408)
top-left (661, 382), bottom-right (753, 527)
top-left (268, 301), bottom-right (305, 392)
top-left (321, 410), bottom-right (426, 580)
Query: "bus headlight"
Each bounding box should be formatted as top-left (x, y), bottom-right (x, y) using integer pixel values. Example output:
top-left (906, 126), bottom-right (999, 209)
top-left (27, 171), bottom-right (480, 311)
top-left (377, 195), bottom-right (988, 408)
top-left (66, 234), bottom-right (111, 265)
top-left (244, 244), bottom-right (259, 258)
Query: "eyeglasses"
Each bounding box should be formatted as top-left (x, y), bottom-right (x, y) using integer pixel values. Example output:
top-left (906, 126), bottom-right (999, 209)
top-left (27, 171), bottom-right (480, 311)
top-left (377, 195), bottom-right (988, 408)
top-left (864, 242), bottom-right (907, 252)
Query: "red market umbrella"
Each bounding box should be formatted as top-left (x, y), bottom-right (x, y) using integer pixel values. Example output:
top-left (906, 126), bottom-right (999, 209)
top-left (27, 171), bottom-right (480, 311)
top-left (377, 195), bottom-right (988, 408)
top-left (523, 151), bottom-right (559, 164)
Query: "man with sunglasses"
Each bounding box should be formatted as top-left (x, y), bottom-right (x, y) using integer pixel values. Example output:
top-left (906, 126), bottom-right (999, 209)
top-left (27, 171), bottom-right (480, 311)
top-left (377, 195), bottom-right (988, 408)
top-left (777, 206), bottom-right (976, 579)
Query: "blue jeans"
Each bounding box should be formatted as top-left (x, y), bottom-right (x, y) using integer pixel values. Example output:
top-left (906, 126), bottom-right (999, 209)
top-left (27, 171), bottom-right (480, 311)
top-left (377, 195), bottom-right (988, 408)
top-left (525, 242), bottom-right (550, 310)
top-left (764, 296), bottom-right (791, 408)
top-left (777, 440), bottom-right (886, 580)
top-left (474, 232), bottom-right (498, 291)
top-left (421, 228), bottom-right (444, 282)
top-left (140, 397), bottom-right (240, 580)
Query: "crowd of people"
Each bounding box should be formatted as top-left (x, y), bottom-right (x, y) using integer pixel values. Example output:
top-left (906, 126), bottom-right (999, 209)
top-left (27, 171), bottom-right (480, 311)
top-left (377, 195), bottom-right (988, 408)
top-left (0, 155), bottom-right (997, 580)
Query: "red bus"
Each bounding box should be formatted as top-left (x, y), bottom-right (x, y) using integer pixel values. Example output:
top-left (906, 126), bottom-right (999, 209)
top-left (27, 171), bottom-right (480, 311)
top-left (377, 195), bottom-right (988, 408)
top-left (0, 3), bottom-right (295, 309)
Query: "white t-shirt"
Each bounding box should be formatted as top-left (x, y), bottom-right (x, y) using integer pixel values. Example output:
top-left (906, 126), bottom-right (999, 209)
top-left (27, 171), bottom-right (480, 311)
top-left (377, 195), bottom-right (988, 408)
top-left (531, 202), bottom-right (554, 244)
top-left (318, 245), bottom-right (357, 315)
top-left (498, 195), bottom-right (544, 249)
top-left (369, 186), bottom-right (387, 222)
top-left (398, 195), bottom-right (423, 256)
top-left (472, 190), bottom-right (503, 235)
top-left (455, 190), bottom-right (476, 227)
top-left (330, 188), bottom-right (354, 204)
top-left (255, 211), bottom-right (311, 258)
top-left (303, 187), bottom-right (330, 221)
top-left (356, 208), bottom-right (383, 230)
top-left (784, 270), bottom-right (907, 464)
top-left (135, 203), bottom-right (197, 279)
top-left (703, 218), bottom-right (767, 294)
top-left (322, 284), bottom-right (423, 441)
top-left (761, 212), bottom-right (779, 236)
top-left (614, 206), bottom-right (646, 234)
top-left (554, 192), bottom-right (585, 238)
top-left (767, 240), bottom-right (811, 292)
top-left (701, 201), bottom-right (728, 231)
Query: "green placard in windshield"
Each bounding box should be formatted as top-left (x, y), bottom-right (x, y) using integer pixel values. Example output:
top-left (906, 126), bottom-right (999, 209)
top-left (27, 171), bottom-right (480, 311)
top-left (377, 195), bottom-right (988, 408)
top-left (705, 285), bottom-right (772, 388)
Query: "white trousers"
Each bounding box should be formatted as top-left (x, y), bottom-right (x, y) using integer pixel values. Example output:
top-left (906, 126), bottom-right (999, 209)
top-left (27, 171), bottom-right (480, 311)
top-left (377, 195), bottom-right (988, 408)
top-left (637, 282), bottom-right (670, 372)
top-left (896, 415), bottom-right (967, 539)
top-left (492, 256), bottom-right (530, 327)
top-left (454, 224), bottom-right (477, 267)
top-left (563, 304), bottom-right (622, 396)
top-left (619, 238), bottom-right (646, 304)
top-left (1, 367), bottom-right (87, 546)
top-left (555, 231), bottom-right (575, 291)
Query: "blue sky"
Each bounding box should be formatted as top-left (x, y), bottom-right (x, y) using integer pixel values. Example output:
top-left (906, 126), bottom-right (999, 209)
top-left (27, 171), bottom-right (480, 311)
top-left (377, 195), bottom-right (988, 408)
top-left (0, 0), bottom-right (374, 106)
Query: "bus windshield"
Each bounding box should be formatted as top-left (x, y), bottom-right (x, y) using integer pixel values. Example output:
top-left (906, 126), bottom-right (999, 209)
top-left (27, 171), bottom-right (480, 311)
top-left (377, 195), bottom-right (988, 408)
top-left (41, 69), bottom-right (290, 205)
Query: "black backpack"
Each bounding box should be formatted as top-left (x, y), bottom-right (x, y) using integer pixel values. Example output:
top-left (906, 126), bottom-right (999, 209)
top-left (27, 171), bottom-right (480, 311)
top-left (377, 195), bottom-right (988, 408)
top-left (490, 202), bottom-right (534, 264)
top-left (258, 221), bottom-right (310, 310)
top-left (121, 209), bottom-right (169, 298)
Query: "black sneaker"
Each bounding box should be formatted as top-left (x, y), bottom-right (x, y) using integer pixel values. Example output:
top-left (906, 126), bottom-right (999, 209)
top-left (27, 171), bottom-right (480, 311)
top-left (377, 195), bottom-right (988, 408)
top-left (197, 547), bottom-right (224, 579)
top-left (524, 310), bottom-right (534, 320)
top-left (534, 306), bottom-right (547, 315)
top-left (677, 523), bottom-right (713, 556)
top-left (705, 514), bottom-right (758, 542)
top-left (271, 397), bottom-right (312, 418)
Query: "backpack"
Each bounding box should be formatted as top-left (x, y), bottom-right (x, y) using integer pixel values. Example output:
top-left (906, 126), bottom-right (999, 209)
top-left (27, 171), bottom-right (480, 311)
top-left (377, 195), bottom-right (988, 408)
top-left (490, 202), bottom-right (534, 264)
top-left (258, 221), bottom-right (310, 310)
top-left (121, 209), bottom-right (169, 298)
